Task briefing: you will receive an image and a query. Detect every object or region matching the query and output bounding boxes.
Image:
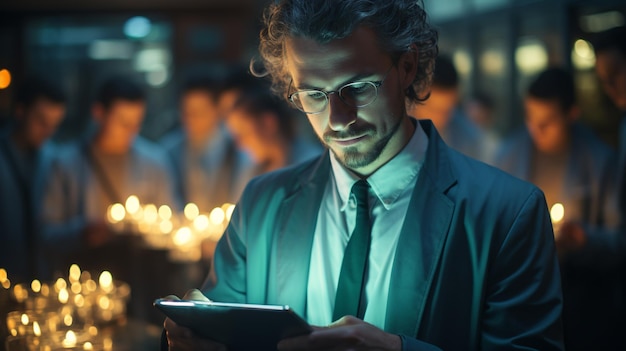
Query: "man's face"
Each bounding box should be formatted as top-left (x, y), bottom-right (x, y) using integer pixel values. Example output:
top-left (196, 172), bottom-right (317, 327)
top-left (18, 98), bottom-right (66, 149)
top-left (181, 90), bottom-right (220, 145)
top-left (284, 26), bottom-right (415, 175)
top-left (524, 97), bottom-right (572, 154)
top-left (595, 49), bottom-right (626, 111)
top-left (409, 86), bottom-right (459, 131)
top-left (226, 108), bottom-right (272, 164)
top-left (96, 100), bottom-right (145, 151)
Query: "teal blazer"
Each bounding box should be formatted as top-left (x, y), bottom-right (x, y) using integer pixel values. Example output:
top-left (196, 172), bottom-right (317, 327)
top-left (202, 120), bottom-right (564, 350)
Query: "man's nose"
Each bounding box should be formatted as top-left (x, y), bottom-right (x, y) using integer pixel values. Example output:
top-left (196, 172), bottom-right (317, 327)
top-left (327, 94), bottom-right (357, 132)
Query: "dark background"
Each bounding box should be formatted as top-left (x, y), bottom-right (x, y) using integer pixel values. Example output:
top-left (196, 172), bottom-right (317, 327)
top-left (0, 0), bottom-right (624, 146)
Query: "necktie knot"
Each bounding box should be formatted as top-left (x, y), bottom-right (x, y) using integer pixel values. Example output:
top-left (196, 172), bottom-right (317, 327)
top-left (352, 179), bottom-right (370, 208)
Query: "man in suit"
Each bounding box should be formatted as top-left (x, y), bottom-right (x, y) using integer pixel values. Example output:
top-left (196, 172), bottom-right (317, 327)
top-left (592, 26), bottom-right (626, 224)
top-left (163, 1), bottom-right (563, 350)
top-left (589, 24), bottom-right (626, 349)
top-left (161, 75), bottom-right (250, 213)
top-left (42, 77), bottom-right (175, 254)
top-left (0, 76), bottom-right (66, 282)
top-left (495, 67), bottom-right (620, 350)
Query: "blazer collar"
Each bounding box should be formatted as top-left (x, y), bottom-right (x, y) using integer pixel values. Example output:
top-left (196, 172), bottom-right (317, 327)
top-left (384, 119), bottom-right (457, 335)
top-left (274, 153), bottom-right (331, 315)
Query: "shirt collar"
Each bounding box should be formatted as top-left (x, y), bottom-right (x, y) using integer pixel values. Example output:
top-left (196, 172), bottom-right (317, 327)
top-left (330, 120), bottom-right (429, 211)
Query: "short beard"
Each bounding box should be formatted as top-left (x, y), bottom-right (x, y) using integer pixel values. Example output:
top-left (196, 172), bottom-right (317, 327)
top-left (325, 115), bottom-right (404, 170)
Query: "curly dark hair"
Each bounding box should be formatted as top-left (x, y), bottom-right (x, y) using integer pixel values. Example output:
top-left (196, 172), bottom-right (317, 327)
top-left (258, 0), bottom-right (438, 103)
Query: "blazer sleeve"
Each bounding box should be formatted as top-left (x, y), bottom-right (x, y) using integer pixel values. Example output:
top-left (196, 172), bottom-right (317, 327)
top-left (481, 189), bottom-right (564, 350)
top-left (200, 194), bottom-right (248, 303)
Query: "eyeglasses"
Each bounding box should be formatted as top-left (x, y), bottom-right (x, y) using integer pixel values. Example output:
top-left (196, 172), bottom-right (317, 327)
top-left (288, 65), bottom-right (394, 114)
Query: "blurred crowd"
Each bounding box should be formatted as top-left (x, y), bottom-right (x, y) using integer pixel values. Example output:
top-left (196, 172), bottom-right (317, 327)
top-left (0, 23), bottom-right (625, 350)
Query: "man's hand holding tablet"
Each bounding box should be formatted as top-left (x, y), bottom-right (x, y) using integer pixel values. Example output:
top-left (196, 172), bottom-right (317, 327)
top-left (158, 289), bottom-right (313, 351)
top-left (162, 289), bottom-right (227, 351)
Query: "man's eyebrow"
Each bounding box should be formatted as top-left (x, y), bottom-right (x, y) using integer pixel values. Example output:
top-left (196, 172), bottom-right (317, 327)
top-left (295, 72), bottom-right (377, 91)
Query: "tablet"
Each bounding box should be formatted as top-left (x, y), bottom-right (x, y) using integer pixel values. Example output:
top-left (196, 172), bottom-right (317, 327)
top-left (154, 298), bottom-right (312, 350)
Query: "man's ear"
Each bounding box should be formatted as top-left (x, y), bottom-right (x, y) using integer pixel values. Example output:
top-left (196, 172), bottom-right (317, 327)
top-left (398, 43), bottom-right (419, 91)
top-left (92, 103), bottom-right (104, 123)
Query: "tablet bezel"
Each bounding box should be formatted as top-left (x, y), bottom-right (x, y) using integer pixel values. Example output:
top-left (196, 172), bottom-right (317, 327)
top-left (154, 298), bottom-right (313, 350)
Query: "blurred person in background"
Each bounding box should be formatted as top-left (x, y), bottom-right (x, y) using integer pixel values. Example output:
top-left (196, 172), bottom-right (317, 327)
top-left (225, 75), bottom-right (322, 194)
top-left (0, 76), bottom-right (66, 282)
top-left (408, 55), bottom-right (488, 162)
top-left (161, 75), bottom-right (250, 213)
top-left (494, 67), bottom-right (621, 350)
top-left (42, 77), bottom-right (175, 257)
top-left (464, 91), bottom-right (500, 164)
top-left (592, 25), bottom-right (626, 223)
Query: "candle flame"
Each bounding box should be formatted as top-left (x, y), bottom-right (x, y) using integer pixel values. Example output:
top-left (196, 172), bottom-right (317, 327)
top-left (69, 264), bottom-right (81, 282)
top-left (158, 205), bottom-right (172, 221)
top-left (85, 279), bottom-right (97, 293)
top-left (31, 279), bottom-right (42, 293)
top-left (193, 215), bottom-right (209, 232)
top-left (55, 278), bottom-right (67, 292)
top-left (71, 282), bottom-right (82, 294)
top-left (184, 203), bottom-right (200, 221)
top-left (225, 204), bottom-right (235, 222)
top-left (98, 295), bottom-right (111, 310)
top-left (173, 227), bottom-right (193, 246)
top-left (62, 330), bottom-right (77, 347)
top-left (88, 326), bottom-right (98, 336)
top-left (209, 207), bottom-right (225, 226)
top-left (99, 271), bottom-right (113, 292)
top-left (159, 220), bottom-right (173, 234)
top-left (13, 284), bottom-right (27, 302)
top-left (74, 294), bottom-right (85, 307)
top-left (550, 203), bottom-right (565, 223)
top-left (108, 203), bottom-right (126, 223)
top-left (58, 288), bottom-right (69, 304)
top-left (63, 314), bottom-right (73, 326)
top-left (21, 313), bottom-right (29, 325)
top-left (125, 195), bottom-right (140, 214)
top-left (143, 204), bottom-right (158, 223)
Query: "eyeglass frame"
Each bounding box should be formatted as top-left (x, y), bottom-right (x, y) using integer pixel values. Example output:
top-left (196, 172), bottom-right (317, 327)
top-left (287, 64), bottom-right (395, 115)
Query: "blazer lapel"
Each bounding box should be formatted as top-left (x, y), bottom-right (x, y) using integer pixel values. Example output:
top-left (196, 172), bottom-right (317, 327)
top-left (274, 154), bottom-right (330, 315)
top-left (385, 120), bottom-right (456, 335)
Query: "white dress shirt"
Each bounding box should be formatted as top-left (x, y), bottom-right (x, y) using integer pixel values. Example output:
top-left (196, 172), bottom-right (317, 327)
top-left (306, 121), bottom-right (428, 329)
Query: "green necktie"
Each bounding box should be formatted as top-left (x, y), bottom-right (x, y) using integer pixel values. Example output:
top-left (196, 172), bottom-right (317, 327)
top-left (333, 179), bottom-right (371, 320)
